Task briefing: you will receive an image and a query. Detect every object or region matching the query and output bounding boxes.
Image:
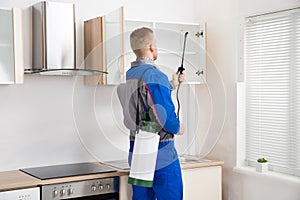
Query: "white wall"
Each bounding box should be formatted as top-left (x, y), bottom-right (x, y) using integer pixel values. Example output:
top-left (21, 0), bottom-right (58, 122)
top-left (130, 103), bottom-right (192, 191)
top-left (193, 0), bottom-right (300, 199)
top-left (0, 0), bottom-right (196, 171)
top-left (2, 0), bottom-right (299, 199)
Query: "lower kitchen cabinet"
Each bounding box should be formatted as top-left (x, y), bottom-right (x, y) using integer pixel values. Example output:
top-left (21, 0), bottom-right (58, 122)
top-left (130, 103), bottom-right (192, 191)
top-left (119, 175), bottom-right (132, 200)
top-left (119, 164), bottom-right (222, 200)
top-left (182, 165), bottom-right (222, 200)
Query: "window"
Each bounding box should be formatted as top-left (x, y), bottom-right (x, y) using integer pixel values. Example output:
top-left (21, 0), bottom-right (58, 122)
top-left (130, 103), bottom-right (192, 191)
top-left (244, 8), bottom-right (300, 176)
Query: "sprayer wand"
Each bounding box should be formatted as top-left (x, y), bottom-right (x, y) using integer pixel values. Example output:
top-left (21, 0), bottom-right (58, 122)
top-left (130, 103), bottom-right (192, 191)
top-left (177, 32), bottom-right (189, 75)
top-left (176, 32), bottom-right (188, 118)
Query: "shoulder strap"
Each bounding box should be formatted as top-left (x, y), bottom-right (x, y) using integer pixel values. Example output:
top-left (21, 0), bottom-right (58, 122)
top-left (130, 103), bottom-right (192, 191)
top-left (136, 67), bottom-right (152, 132)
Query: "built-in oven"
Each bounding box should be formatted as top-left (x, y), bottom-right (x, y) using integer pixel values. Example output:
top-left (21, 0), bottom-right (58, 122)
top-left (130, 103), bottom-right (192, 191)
top-left (41, 177), bottom-right (119, 200)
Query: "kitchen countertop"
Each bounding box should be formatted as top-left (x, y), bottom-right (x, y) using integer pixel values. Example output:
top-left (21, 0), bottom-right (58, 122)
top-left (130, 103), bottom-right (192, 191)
top-left (180, 159), bottom-right (224, 169)
top-left (0, 170), bottom-right (40, 192)
top-left (0, 160), bottom-right (223, 191)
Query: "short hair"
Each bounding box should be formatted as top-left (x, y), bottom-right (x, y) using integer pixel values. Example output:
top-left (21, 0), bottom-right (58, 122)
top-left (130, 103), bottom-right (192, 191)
top-left (130, 27), bottom-right (155, 53)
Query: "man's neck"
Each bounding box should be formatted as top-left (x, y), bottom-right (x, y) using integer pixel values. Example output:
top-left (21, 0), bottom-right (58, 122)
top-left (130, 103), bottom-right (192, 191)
top-left (131, 57), bottom-right (156, 68)
top-left (136, 57), bottom-right (154, 61)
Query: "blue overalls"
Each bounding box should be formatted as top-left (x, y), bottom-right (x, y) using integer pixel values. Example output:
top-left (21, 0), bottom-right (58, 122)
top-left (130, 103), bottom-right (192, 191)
top-left (123, 58), bottom-right (183, 200)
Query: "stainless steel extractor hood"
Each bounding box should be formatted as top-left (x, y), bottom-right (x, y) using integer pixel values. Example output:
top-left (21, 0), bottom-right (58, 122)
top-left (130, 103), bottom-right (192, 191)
top-left (26, 1), bottom-right (107, 76)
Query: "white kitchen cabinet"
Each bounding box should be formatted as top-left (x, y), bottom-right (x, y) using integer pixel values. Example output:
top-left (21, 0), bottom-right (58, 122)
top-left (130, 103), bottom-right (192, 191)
top-left (0, 187), bottom-right (40, 200)
top-left (119, 165), bottom-right (222, 200)
top-left (182, 166), bottom-right (222, 200)
top-left (124, 20), bottom-right (206, 84)
top-left (84, 12), bottom-right (206, 85)
top-left (0, 8), bottom-right (23, 84)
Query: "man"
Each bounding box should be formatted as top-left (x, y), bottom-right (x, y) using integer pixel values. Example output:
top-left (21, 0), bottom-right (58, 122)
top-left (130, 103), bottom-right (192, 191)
top-left (117, 27), bottom-right (184, 200)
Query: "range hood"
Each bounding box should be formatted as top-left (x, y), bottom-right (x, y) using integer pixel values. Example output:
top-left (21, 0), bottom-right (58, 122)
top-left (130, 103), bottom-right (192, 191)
top-left (26, 1), bottom-right (107, 76)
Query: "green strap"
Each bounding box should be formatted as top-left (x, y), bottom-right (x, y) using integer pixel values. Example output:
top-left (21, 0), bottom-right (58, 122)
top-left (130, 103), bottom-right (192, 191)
top-left (128, 176), bottom-right (153, 187)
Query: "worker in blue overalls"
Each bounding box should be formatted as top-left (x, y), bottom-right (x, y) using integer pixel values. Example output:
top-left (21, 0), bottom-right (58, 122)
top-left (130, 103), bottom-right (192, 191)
top-left (117, 27), bottom-right (185, 200)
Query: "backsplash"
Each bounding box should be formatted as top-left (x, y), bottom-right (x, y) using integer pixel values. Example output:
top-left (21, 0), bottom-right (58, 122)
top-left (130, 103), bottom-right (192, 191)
top-left (0, 76), bottom-right (128, 171)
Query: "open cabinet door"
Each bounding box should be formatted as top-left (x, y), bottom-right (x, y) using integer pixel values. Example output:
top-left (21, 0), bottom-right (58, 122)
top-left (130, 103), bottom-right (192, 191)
top-left (84, 7), bottom-right (124, 85)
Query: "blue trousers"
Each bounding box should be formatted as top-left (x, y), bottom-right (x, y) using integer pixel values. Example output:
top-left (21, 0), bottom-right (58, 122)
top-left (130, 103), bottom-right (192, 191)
top-left (129, 141), bottom-right (183, 200)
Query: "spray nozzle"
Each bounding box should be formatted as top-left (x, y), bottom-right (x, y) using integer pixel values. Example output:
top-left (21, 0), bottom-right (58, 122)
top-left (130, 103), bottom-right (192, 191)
top-left (177, 32), bottom-right (188, 74)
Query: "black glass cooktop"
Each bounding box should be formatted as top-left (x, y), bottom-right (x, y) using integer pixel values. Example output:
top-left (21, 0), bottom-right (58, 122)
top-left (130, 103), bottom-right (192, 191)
top-left (20, 162), bottom-right (116, 180)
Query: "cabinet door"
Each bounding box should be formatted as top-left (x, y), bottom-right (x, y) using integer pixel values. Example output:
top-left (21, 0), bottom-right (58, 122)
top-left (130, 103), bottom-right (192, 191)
top-left (84, 16), bottom-right (105, 85)
top-left (155, 22), bottom-right (206, 84)
top-left (84, 7), bottom-right (124, 85)
top-left (182, 166), bottom-right (222, 200)
top-left (103, 7), bottom-right (124, 84)
top-left (0, 8), bottom-right (23, 84)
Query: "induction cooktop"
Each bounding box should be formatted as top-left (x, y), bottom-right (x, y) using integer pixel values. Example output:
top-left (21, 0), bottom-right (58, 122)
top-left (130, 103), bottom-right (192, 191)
top-left (20, 162), bottom-right (117, 180)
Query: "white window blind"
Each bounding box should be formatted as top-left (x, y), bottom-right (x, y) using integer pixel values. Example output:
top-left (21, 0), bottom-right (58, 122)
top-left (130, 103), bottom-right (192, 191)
top-left (245, 8), bottom-right (300, 176)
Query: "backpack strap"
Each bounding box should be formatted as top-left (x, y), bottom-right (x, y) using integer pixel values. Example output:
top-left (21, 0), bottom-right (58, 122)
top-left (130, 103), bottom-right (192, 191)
top-left (135, 67), bottom-right (152, 133)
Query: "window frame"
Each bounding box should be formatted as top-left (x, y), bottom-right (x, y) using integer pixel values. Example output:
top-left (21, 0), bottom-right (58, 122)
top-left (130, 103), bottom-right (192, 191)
top-left (237, 7), bottom-right (300, 177)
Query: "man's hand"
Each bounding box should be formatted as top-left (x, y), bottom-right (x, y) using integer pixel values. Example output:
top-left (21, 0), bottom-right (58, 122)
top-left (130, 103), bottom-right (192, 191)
top-left (172, 72), bottom-right (185, 87)
top-left (178, 72), bottom-right (185, 83)
top-left (178, 123), bottom-right (184, 135)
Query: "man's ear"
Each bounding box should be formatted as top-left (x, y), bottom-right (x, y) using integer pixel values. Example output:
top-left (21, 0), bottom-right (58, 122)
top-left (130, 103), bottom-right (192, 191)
top-left (149, 44), bottom-right (155, 52)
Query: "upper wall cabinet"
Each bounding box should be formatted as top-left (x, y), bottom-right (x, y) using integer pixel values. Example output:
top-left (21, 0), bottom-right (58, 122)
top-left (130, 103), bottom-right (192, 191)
top-left (84, 7), bottom-right (206, 85)
top-left (84, 7), bottom-right (124, 85)
top-left (124, 20), bottom-right (206, 84)
top-left (0, 8), bottom-right (23, 84)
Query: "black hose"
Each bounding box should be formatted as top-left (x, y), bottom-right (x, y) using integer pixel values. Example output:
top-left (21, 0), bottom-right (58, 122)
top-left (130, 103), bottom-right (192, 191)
top-left (176, 82), bottom-right (181, 119)
top-left (176, 32), bottom-right (188, 122)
